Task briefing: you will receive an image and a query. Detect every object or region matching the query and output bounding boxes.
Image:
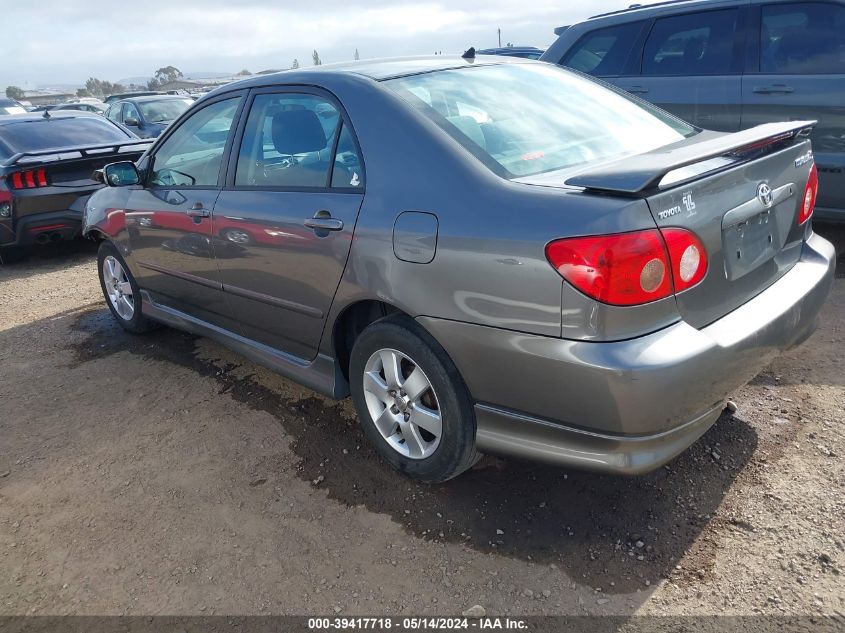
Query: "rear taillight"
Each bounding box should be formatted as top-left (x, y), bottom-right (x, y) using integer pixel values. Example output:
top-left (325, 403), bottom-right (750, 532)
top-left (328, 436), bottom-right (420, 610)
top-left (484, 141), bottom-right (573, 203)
top-left (546, 228), bottom-right (708, 306)
top-left (660, 228), bottom-right (708, 292)
top-left (8, 168), bottom-right (49, 190)
top-left (799, 163), bottom-right (818, 225)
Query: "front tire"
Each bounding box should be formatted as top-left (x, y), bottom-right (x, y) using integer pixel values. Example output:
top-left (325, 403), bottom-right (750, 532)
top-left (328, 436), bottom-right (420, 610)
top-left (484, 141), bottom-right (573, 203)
top-left (97, 241), bottom-right (155, 334)
top-left (349, 317), bottom-right (479, 483)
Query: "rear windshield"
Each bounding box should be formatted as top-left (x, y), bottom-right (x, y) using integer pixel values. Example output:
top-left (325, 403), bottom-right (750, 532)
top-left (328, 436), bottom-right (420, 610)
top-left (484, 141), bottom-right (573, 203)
top-left (138, 98), bottom-right (192, 123)
top-left (386, 63), bottom-right (696, 178)
top-left (0, 117), bottom-right (130, 153)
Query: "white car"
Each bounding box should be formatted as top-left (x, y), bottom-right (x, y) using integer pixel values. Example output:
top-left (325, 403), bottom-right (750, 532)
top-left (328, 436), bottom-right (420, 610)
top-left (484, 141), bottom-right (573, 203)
top-left (0, 98), bottom-right (27, 116)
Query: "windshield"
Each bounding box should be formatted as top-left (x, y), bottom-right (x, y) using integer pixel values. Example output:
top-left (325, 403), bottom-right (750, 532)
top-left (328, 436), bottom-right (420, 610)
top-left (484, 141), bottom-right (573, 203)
top-left (0, 117), bottom-right (129, 153)
top-left (386, 63), bottom-right (696, 179)
top-left (138, 99), bottom-right (192, 123)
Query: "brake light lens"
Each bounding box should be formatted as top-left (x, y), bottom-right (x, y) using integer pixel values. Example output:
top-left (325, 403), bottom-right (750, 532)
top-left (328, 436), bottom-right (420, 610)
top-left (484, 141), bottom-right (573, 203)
top-left (9, 168), bottom-right (49, 190)
top-left (660, 228), bottom-right (708, 292)
top-left (545, 230), bottom-right (672, 306)
top-left (799, 163), bottom-right (818, 225)
top-left (546, 228), bottom-right (708, 306)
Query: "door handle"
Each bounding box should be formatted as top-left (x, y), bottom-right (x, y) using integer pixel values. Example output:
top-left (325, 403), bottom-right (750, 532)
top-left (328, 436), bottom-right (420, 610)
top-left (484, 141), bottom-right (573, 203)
top-left (186, 203), bottom-right (210, 218)
top-left (627, 85), bottom-right (649, 94)
top-left (753, 85), bottom-right (794, 94)
top-left (304, 211), bottom-right (343, 232)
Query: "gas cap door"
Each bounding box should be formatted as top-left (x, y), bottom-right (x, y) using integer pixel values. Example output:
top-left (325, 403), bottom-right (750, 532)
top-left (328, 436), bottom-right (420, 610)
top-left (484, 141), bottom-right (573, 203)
top-left (393, 211), bottom-right (438, 264)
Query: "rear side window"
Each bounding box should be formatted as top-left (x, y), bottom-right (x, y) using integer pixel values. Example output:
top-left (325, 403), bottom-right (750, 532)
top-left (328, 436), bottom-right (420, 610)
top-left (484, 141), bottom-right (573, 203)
top-left (642, 9), bottom-right (739, 75)
top-left (0, 117), bottom-right (130, 153)
top-left (761, 2), bottom-right (845, 73)
top-left (562, 22), bottom-right (643, 76)
top-left (235, 93), bottom-right (346, 189)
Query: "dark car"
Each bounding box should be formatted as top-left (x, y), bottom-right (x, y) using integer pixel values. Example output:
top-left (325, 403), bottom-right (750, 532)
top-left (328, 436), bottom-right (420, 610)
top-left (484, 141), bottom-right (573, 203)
top-left (475, 46), bottom-right (545, 59)
top-left (0, 111), bottom-right (151, 255)
top-left (105, 95), bottom-right (193, 139)
top-left (83, 57), bottom-right (833, 482)
top-left (542, 0), bottom-right (845, 222)
top-left (103, 91), bottom-right (164, 104)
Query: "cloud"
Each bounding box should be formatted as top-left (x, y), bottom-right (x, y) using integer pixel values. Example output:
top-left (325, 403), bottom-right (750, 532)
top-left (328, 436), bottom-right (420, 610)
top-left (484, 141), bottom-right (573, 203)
top-left (3, 1), bottom-right (639, 88)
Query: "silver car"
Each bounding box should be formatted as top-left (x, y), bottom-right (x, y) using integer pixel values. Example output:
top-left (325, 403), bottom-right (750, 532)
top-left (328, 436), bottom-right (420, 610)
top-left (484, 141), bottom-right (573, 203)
top-left (83, 56), bottom-right (835, 482)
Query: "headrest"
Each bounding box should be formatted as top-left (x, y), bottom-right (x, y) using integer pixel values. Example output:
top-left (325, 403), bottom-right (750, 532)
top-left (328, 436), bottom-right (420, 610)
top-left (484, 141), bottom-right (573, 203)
top-left (271, 109), bottom-right (327, 155)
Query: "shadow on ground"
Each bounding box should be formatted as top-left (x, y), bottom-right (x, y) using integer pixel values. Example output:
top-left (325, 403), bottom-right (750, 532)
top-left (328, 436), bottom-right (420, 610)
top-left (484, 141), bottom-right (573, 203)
top-left (65, 307), bottom-right (757, 595)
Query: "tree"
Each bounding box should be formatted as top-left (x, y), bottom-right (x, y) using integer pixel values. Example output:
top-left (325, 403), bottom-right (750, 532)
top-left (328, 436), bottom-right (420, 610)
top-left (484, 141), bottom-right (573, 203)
top-left (154, 66), bottom-right (183, 85)
top-left (76, 88), bottom-right (92, 98)
top-left (354, 48), bottom-right (360, 61)
top-left (85, 78), bottom-right (125, 97)
top-left (5, 86), bottom-right (24, 100)
top-left (291, 59), bottom-right (300, 69)
top-left (312, 50), bottom-right (322, 66)
top-left (146, 78), bottom-right (160, 90)
top-left (237, 69), bottom-right (251, 76)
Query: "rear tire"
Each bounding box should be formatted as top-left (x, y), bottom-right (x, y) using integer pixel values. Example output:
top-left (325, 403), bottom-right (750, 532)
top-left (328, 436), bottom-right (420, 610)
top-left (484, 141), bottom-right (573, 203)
top-left (97, 241), bottom-right (156, 334)
top-left (349, 317), bottom-right (479, 483)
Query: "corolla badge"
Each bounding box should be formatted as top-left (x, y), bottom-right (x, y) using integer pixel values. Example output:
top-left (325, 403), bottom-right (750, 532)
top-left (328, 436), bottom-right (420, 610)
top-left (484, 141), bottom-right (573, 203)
top-left (757, 182), bottom-right (774, 208)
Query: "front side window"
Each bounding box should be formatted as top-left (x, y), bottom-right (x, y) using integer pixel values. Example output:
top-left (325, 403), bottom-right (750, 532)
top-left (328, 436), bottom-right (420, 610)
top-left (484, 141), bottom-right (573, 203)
top-left (563, 22), bottom-right (643, 76)
top-left (235, 93), bottom-right (342, 188)
top-left (386, 63), bottom-right (694, 179)
top-left (106, 104), bottom-right (121, 122)
top-left (761, 2), bottom-right (845, 73)
top-left (122, 103), bottom-right (140, 123)
top-left (150, 97), bottom-right (241, 187)
top-left (642, 9), bottom-right (739, 75)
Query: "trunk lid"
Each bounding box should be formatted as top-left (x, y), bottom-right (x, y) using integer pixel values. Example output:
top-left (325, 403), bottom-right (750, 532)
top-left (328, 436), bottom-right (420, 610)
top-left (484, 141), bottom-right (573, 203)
top-left (560, 122), bottom-right (817, 329)
top-left (644, 140), bottom-right (813, 328)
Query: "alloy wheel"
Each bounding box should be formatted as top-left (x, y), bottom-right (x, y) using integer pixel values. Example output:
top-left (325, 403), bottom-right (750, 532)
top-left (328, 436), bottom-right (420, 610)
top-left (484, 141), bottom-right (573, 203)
top-left (102, 255), bottom-right (135, 321)
top-left (362, 348), bottom-right (442, 459)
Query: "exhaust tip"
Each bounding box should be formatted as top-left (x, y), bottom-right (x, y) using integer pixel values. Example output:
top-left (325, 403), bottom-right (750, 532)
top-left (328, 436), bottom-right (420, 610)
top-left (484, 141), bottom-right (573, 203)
top-left (34, 233), bottom-right (50, 245)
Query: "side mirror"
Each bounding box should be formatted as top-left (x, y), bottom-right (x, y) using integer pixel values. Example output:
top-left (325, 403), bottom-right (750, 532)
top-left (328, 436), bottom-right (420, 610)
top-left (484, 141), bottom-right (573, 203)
top-left (104, 161), bottom-right (141, 187)
top-left (124, 117), bottom-right (140, 127)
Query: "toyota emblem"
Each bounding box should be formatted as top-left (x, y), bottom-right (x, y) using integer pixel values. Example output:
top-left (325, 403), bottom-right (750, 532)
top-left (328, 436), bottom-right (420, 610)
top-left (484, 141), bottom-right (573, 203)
top-left (757, 182), bottom-right (774, 208)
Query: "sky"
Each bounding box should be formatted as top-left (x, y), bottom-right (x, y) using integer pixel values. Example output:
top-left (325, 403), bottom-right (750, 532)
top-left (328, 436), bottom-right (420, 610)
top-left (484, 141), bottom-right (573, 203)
top-left (3, 0), bottom-right (653, 90)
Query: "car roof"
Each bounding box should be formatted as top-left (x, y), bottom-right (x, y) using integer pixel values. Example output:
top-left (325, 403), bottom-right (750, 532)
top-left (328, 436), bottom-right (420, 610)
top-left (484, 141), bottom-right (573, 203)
top-left (111, 94), bottom-right (191, 105)
top-left (588, 0), bottom-right (739, 20)
top-left (212, 55), bottom-right (533, 91)
top-left (0, 111), bottom-right (103, 126)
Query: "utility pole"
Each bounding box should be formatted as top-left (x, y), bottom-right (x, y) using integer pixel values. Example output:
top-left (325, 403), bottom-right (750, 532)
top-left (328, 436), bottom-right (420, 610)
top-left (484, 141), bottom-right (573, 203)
top-left (498, 28), bottom-right (502, 47)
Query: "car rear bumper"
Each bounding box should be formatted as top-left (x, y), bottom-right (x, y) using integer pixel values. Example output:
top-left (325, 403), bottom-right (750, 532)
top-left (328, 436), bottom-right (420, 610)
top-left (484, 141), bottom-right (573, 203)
top-left (418, 232), bottom-right (836, 474)
top-left (0, 210), bottom-right (83, 247)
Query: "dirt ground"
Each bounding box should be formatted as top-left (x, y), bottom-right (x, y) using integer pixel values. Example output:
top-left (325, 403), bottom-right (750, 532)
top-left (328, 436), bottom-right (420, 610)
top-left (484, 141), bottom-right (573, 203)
top-left (0, 226), bottom-right (843, 618)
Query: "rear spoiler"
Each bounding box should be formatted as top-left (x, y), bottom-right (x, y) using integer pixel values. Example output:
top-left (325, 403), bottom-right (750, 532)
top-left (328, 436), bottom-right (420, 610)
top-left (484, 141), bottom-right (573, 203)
top-left (1, 139), bottom-right (153, 168)
top-left (565, 120), bottom-right (816, 195)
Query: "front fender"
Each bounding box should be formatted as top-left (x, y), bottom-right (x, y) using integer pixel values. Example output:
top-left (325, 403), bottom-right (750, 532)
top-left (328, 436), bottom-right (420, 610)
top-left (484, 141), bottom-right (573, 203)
top-left (82, 186), bottom-right (133, 239)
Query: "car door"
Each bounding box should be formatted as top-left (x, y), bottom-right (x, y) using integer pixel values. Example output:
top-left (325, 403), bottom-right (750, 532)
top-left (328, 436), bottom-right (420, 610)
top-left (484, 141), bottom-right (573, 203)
top-left (616, 8), bottom-right (746, 131)
top-left (212, 89), bottom-right (365, 360)
top-left (125, 94), bottom-right (245, 330)
top-left (742, 1), bottom-right (845, 216)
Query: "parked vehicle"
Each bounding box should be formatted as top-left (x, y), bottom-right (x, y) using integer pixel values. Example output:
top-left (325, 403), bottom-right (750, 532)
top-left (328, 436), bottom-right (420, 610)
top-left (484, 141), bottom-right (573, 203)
top-left (542, 0), bottom-right (845, 222)
top-left (84, 57), bottom-right (834, 482)
top-left (103, 91), bottom-right (165, 104)
top-left (105, 96), bottom-right (193, 138)
top-left (51, 102), bottom-right (107, 115)
top-left (0, 99), bottom-right (27, 116)
top-left (475, 46), bottom-right (545, 59)
top-left (0, 112), bottom-right (150, 254)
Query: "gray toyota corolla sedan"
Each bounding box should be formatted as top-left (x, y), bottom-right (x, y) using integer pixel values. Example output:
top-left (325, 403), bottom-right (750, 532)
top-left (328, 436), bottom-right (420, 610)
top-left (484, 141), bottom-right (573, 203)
top-left (83, 56), bottom-right (835, 483)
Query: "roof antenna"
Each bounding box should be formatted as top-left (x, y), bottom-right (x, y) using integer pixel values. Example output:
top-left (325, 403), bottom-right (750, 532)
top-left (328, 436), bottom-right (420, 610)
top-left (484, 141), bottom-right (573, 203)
top-left (462, 47), bottom-right (476, 60)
